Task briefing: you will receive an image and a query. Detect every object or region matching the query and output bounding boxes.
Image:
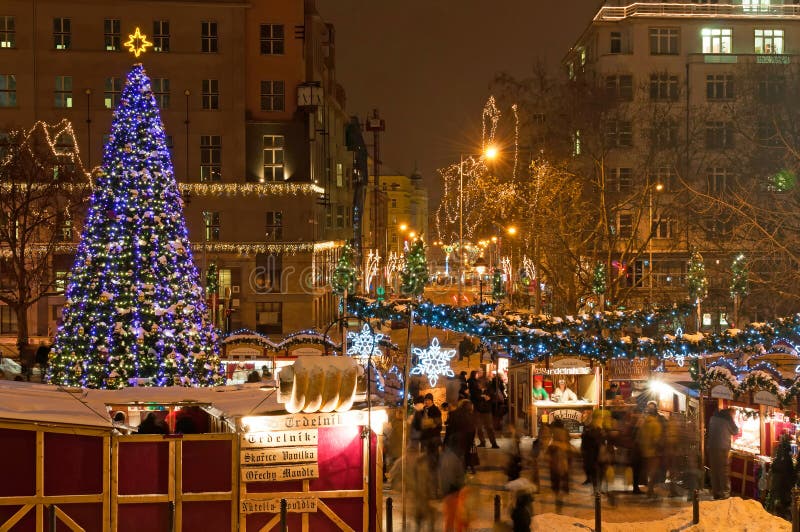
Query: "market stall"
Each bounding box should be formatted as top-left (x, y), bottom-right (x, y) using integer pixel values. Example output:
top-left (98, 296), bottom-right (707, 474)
top-left (0, 356), bottom-right (385, 532)
top-left (508, 356), bottom-right (600, 437)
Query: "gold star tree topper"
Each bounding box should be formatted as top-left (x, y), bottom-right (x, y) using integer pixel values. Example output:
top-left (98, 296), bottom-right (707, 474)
top-left (124, 27), bottom-right (153, 58)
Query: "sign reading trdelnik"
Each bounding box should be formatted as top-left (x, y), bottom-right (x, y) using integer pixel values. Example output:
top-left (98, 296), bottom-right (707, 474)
top-left (241, 430), bottom-right (318, 449)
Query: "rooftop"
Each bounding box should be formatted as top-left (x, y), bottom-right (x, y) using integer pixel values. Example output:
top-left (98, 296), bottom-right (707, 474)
top-left (596, 1), bottom-right (800, 21)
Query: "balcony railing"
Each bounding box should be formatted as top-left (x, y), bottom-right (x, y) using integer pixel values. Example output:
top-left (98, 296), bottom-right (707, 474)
top-left (596, 2), bottom-right (800, 21)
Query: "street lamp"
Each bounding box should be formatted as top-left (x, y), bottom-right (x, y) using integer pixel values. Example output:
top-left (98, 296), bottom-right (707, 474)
top-left (459, 145), bottom-right (498, 306)
top-left (474, 256), bottom-right (488, 303)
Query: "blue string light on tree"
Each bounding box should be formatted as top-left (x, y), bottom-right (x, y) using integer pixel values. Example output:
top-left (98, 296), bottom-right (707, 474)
top-left (410, 337), bottom-right (456, 387)
top-left (346, 323), bottom-right (384, 364)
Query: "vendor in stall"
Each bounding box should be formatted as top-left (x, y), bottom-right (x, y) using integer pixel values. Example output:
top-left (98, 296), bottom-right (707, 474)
top-left (532, 376), bottom-right (549, 401)
top-left (551, 379), bottom-right (578, 403)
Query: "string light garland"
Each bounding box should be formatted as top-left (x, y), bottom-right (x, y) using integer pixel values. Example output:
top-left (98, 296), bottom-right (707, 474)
top-left (221, 328), bottom-right (397, 353)
top-left (410, 337), bottom-right (456, 387)
top-left (46, 64), bottom-right (222, 389)
top-left (178, 182), bottom-right (324, 198)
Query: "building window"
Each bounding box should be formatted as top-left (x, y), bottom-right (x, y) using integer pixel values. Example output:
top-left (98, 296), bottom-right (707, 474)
top-left (260, 24), bottom-right (284, 54)
top-left (653, 119), bottom-right (678, 148)
top-left (605, 74), bottom-right (633, 101)
top-left (757, 120), bottom-right (782, 147)
top-left (262, 135), bottom-right (284, 181)
top-left (0, 74), bottom-right (16, 107)
top-left (255, 302), bottom-right (282, 334)
top-left (705, 121), bottom-right (734, 149)
top-left (54, 17), bottom-right (70, 50)
top-left (54, 76), bottom-right (72, 108)
top-left (203, 211), bottom-right (220, 241)
top-left (607, 168), bottom-right (632, 192)
top-left (743, 0), bottom-right (770, 13)
top-left (201, 79), bottom-right (219, 110)
top-left (610, 31), bottom-right (622, 54)
top-left (265, 211), bottom-right (283, 241)
top-left (651, 215), bottom-right (674, 239)
top-left (336, 163), bottom-right (343, 187)
top-left (58, 219), bottom-right (72, 242)
top-left (651, 166), bottom-right (676, 192)
top-left (649, 73), bottom-right (678, 101)
top-left (254, 254), bottom-right (282, 293)
top-left (758, 74), bottom-right (785, 101)
top-left (0, 306), bottom-right (18, 334)
top-left (605, 120), bottom-right (632, 148)
top-left (572, 130), bottom-right (581, 156)
top-left (151, 78), bottom-right (169, 108)
top-left (104, 77), bottom-right (122, 109)
top-left (336, 205), bottom-right (345, 228)
top-left (702, 28), bottom-right (732, 54)
top-left (200, 135), bottom-right (221, 182)
top-left (259, 80), bottom-right (285, 111)
top-left (104, 19), bottom-right (121, 51)
top-left (0, 16), bottom-right (15, 48)
top-left (649, 27), bottom-right (679, 55)
top-left (755, 29), bottom-right (783, 54)
top-left (618, 213), bottom-right (633, 238)
top-left (201, 21), bottom-right (218, 53)
top-left (54, 271), bottom-right (68, 293)
top-left (707, 167), bottom-right (729, 194)
top-left (217, 268), bottom-right (232, 297)
top-left (153, 20), bottom-right (169, 52)
top-left (706, 74), bottom-right (734, 100)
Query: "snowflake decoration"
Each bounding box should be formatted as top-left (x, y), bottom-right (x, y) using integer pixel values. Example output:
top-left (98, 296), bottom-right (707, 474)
top-left (346, 324), bottom-right (383, 364)
top-left (410, 337), bottom-right (456, 387)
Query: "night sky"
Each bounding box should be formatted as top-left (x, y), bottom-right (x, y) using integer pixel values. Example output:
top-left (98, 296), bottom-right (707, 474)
top-left (316, 1), bottom-right (599, 204)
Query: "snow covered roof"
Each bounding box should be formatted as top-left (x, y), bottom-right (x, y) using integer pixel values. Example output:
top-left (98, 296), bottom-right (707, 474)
top-left (0, 380), bottom-right (283, 430)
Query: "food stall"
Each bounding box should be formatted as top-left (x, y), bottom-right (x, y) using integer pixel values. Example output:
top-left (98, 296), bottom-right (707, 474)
top-left (0, 356), bottom-right (385, 532)
top-left (508, 356), bottom-right (600, 437)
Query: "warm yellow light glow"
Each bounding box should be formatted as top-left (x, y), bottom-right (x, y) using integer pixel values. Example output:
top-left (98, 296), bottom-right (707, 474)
top-left (484, 145), bottom-right (499, 160)
top-left (409, 231), bottom-right (416, 239)
top-left (475, 264), bottom-right (487, 275)
top-left (399, 223), bottom-right (408, 232)
top-left (124, 27), bottom-right (153, 58)
top-left (507, 226), bottom-right (517, 235)
top-left (655, 183), bottom-right (664, 192)
top-left (491, 236), bottom-right (498, 243)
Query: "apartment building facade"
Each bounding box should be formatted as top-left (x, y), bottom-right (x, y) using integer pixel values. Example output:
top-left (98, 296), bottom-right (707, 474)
top-left (0, 0), bottom-right (358, 339)
top-left (561, 0), bottom-right (800, 327)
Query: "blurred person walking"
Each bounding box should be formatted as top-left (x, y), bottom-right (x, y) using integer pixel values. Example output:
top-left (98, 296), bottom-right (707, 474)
top-left (708, 407), bottom-right (738, 500)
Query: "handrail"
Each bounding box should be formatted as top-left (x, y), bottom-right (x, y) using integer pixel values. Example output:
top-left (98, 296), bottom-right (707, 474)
top-left (596, 2), bottom-right (800, 21)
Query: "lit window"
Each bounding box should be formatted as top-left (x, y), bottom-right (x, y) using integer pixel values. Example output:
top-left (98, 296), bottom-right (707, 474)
top-left (702, 28), bottom-right (732, 54)
top-left (336, 163), bottom-right (343, 187)
top-left (754, 29), bottom-right (783, 54)
top-left (54, 76), bottom-right (72, 108)
top-left (743, 0), bottom-right (771, 13)
top-left (153, 20), bottom-right (169, 52)
top-left (265, 211), bottom-right (283, 241)
top-left (260, 24), bottom-right (284, 54)
top-left (104, 77), bottom-right (122, 109)
top-left (203, 211), bottom-right (220, 241)
top-left (0, 16), bottom-right (15, 48)
top-left (53, 17), bottom-right (70, 50)
top-left (259, 80), bottom-right (284, 111)
top-left (104, 19), bottom-right (120, 51)
top-left (201, 21), bottom-right (218, 53)
top-left (262, 135), bottom-right (284, 181)
top-left (200, 135), bottom-right (221, 182)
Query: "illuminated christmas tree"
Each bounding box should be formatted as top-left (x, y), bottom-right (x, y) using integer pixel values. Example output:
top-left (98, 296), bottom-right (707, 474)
top-left (331, 242), bottom-right (358, 296)
top-left (400, 238), bottom-right (427, 298)
top-left (491, 266), bottom-right (506, 301)
top-left (46, 64), bottom-right (222, 388)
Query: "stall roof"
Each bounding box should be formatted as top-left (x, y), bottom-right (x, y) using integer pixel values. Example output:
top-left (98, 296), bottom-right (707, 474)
top-left (0, 380), bottom-right (284, 430)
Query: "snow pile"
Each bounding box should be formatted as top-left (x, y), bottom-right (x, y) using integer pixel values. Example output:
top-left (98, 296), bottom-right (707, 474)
top-left (532, 498), bottom-right (789, 531)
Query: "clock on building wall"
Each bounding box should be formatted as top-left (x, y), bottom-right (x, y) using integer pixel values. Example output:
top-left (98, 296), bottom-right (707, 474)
top-left (297, 84), bottom-right (323, 107)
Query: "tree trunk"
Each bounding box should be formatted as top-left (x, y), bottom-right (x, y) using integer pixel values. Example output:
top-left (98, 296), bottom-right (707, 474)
top-left (15, 304), bottom-right (29, 354)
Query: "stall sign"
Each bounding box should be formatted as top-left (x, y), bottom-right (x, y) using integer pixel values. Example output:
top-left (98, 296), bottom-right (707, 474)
top-left (241, 497), bottom-right (318, 514)
top-left (241, 429), bottom-right (318, 449)
top-left (754, 390), bottom-right (779, 407)
top-left (532, 358), bottom-right (591, 375)
top-left (241, 447), bottom-right (318, 466)
top-left (549, 409), bottom-right (584, 433)
top-left (608, 358), bottom-right (650, 381)
top-left (227, 347), bottom-right (262, 360)
top-left (241, 411), bottom-right (367, 433)
top-left (710, 385), bottom-right (734, 400)
top-left (242, 464), bottom-right (319, 483)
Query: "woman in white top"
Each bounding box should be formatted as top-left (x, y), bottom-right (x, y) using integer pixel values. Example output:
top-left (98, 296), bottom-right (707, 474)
top-left (551, 379), bottom-right (578, 402)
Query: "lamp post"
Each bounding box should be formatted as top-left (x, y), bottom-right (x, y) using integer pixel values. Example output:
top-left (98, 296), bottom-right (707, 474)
top-left (474, 256), bottom-right (488, 303)
top-left (458, 146), bottom-right (498, 306)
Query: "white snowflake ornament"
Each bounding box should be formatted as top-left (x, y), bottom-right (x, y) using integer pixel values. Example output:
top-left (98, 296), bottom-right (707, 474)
top-left (410, 337), bottom-right (456, 387)
top-left (346, 324), bottom-right (384, 364)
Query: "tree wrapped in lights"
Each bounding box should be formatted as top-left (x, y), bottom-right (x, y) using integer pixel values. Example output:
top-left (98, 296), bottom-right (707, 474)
top-left (687, 249), bottom-right (708, 331)
top-left (331, 242), bottom-right (358, 296)
top-left (492, 266), bottom-right (506, 301)
top-left (730, 253), bottom-right (748, 326)
top-left (592, 263), bottom-right (607, 296)
top-left (400, 238), bottom-right (427, 298)
top-left (46, 64), bottom-right (222, 388)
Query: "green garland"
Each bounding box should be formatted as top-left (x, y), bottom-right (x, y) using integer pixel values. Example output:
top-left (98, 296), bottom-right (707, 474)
top-left (331, 242), bottom-right (358, 296)
top-left (592, 262), bottom-right (607, 296)
top-left (730, 253), bottom-right (748, 300)
top-left (688, 249), bottom-right (708, 302)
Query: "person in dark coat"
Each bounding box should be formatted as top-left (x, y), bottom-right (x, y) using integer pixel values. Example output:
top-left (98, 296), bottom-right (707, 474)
top-left (475, 382), bottom-right (499, 448)
top-left (35, 342), bottom-right (50, 371)
top-left (444, 399), bottom-right (478, 473)
top-left (581, 415), bottom-right (603, 487)
top-left (413, 393), bottom-right (442, 464)
top-left (707, 407), bottom-right (739, 499)
top-left (546, 419), bottom-right (572, 508)
top-left (467, 370), bottom-right (481, 402)
top-left (458, 371), bottom-right (469, 400)
top-left (137, 412), bottom-right (167, 434)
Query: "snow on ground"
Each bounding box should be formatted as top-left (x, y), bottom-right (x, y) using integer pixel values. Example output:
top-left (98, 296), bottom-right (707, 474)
top-left (532, 497), bottom-right (789, 531)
